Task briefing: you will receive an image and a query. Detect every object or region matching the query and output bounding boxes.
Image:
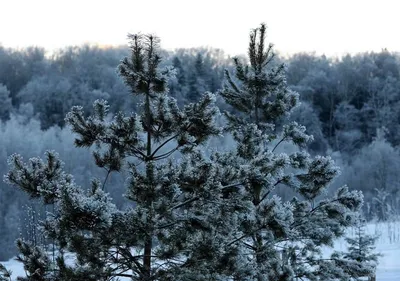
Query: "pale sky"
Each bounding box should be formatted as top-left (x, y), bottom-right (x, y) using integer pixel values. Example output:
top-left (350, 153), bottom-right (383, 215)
top-left (1, 0), bottom-right (399, 57)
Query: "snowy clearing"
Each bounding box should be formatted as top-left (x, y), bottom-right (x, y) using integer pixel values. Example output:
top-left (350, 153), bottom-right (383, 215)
top-left (3, 221), bottom-right (400, 280)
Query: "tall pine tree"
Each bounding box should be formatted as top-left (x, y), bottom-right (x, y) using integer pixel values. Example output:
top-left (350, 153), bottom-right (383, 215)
top-left (217, 23), bottom-right (368, 280)
top-left (4, 34), bottom-right (224, 280)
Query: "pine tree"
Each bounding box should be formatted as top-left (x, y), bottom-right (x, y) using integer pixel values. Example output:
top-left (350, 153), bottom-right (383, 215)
top-left (217, 23), bottom-right (367, 280)
top-left (341, 218), bottom-right (380, 280)
top-left (0, 84), bottom-right (12, 121)
top-left (172, 56), bottom-right (186, 86)
top-left (4, 34), bottom-right (223, 280)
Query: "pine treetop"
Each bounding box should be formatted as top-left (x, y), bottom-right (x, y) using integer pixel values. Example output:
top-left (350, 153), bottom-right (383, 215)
top-left (220, 23), bottom-right (298, 132)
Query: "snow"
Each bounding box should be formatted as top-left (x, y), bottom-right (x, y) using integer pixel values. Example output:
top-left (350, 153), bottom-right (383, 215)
top-left (1, 259), bottom-right (25, 281)
top-left (322, 221), bottom-right (400, 280)
top-left (364, 222), bottom-right (400, 280)
top-left (3, 221), bottom-right (400, 280)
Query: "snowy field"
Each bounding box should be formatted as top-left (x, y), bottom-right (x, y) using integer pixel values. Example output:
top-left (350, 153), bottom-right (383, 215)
top-left (3, 221), bottom-right (400, 280)
top-left (324, 221), bottom-right (400, 281)
top-left (363, 221), bottom-right (400, 280)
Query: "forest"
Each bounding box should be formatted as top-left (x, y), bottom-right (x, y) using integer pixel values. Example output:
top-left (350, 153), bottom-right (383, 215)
top-left (0, 34), bottom-right (395, 272)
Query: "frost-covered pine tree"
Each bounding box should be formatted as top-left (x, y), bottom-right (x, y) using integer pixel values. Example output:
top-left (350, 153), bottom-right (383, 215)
top-left (216, 23), bottom-right (368, 280)
top-left (340, 218), bottom-right (380, 280)
top-left (4, 34), bottom-right (228, 280)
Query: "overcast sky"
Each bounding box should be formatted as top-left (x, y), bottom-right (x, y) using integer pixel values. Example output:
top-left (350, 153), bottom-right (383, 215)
top-left (1, 0), bottom-right (399, 57)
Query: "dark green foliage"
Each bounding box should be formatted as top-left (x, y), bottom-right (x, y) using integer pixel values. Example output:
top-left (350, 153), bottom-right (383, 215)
top-left (5, 33), bottom-right (223, 280)
top-left (216, 23), bottom-right (367, 281)
top-left (15, 239), bottom-right (52, 281)
top-left (220, 23), bottom-right (298, 132)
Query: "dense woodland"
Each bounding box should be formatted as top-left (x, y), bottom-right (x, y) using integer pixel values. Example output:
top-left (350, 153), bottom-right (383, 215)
top-left (0, 42), bottom-right (398, 262)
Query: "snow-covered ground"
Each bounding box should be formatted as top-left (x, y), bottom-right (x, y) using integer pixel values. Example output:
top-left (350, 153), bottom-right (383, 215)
top-left (2, 221), bottom-right (400, 280)
top-left (324, 221), bottom-right (400, 280)
top-left (365, 221), bottom-right (400, 280)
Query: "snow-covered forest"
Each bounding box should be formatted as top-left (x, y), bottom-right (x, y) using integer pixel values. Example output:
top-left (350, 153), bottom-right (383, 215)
top-left (0, 23), bottom-right (397, 280)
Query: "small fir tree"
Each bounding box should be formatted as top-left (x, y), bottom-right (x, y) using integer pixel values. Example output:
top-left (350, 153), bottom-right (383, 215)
top-left (341, 218), bottom-right (380, 280)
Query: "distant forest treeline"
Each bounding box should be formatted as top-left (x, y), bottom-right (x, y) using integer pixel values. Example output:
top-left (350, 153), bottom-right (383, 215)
top-left (0, 44), bottom-right (400, 260)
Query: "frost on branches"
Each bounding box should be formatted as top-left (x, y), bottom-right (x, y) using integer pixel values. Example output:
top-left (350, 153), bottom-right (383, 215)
top-left (338, 218), bottom-right (381, 280)
top-left (3, 27), bottom-right (368, 281)
top-left (4, 34), bottom-right (224, 281)
top-left (216, 23), bottom-right (366, 281)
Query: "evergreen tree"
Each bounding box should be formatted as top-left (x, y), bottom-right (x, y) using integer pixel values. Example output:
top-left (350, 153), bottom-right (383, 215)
top-left (341, 218), bottom-right (380, 280)
top-left (168, 56), bottom-right (187, 104)
top-left (4, 34), bottom-right (222, 280)
top-left (0, 84), bottom-right (12, 121)
top-left (195, 53), bottom-right (205, 77)
top-left (172, 56), bottom-right (186, 85)
top-left (217, 23), bottom-right (367, 280)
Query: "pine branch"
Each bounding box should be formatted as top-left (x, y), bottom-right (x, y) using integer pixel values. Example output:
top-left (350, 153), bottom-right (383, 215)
top-left (221, 182), bottom-right (244, 190)
top-left (151, 134), bottom-right (180, 157)
top-left (153, 146), bottom-right (180, 161)
top-left (226, 226), bottom-right (264, 247)
top-left (102, 168), bottom-right (111, 191)
top-left (171, 197), bottom-right (199, 210)
top-left (258, 178), bottom-right (284, 204)
top-left (272, 136), bottom-right (287, 152)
